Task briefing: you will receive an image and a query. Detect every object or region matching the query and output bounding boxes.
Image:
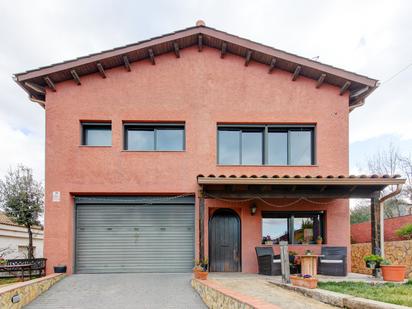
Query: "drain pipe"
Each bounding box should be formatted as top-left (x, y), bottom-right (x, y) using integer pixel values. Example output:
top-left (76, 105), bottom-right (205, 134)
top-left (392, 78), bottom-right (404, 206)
top-left (378, 184), bottom-right (403, 257)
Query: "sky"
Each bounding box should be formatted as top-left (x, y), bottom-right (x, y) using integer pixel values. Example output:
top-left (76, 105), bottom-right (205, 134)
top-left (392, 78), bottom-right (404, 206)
top-left (0, 0), bottom-right (411, 182)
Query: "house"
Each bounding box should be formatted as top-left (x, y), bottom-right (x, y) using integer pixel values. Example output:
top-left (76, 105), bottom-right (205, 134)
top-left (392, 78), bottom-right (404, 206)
top-left (0, 212), bottom-right (43, 259)
top-left (13, 21), bottom-right (405, 275)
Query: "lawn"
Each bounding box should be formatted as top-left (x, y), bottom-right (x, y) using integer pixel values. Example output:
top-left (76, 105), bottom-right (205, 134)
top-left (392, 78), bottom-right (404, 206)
top-left (318, 281), bottom-right (412, 307)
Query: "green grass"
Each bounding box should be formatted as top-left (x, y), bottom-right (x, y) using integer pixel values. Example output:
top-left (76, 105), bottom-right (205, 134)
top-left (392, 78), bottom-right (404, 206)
top-left (0, 277), bottom-right (21, 286)
top-left (318, 280), bottom-right (412, 307)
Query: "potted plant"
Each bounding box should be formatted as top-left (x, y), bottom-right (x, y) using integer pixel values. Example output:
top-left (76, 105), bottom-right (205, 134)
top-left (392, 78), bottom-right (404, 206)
top-left (316, 236), bottom-right (323, 245)
top-left (380, 259), bottom-right (406, 282)
top-left (263, 235), bottom-right (273, 245)
top-left (193, 258), bottom-right (208, 280)
top-left (290, 274), bottom-right (318, 289)
top-left (363, 254), bottom-right (383, 269)
top-left (305, 249), bottom-right (313, 256)
top-left (53, 264), bottom-right (67, 273)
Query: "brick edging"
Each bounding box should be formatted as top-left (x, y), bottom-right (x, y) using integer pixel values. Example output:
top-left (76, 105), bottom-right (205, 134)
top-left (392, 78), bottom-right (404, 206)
top-left (0, 273), bottom-right (65, 308)
top-left (269, 281), bottom-right (410, 309)
top-left (192, 278), bottom-right (280, 309)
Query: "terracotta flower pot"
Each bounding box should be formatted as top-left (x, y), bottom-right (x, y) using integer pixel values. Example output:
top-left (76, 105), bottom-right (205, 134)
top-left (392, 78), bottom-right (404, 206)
top-left (290, 275), bottom-right (318, 289)
top-left (381, 265), bottom-right (406, 282)
top-left (193, 270), bottom-right (208, 280)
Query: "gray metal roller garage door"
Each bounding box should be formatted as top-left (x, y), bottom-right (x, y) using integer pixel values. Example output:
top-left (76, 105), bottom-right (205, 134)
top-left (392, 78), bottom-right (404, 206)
top-left (75, 196), bottom-right (195, 274)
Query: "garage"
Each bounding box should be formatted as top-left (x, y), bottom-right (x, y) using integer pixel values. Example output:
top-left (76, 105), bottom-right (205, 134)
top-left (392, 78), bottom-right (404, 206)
top-left (75, 196), bottom-right (195, 273)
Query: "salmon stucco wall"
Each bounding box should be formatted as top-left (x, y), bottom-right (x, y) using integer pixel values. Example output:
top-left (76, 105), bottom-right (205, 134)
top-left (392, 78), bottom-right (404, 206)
top-left (43, 46), bottom-right (349, 274)
top-left (204, 199), bottom-right (351, 273)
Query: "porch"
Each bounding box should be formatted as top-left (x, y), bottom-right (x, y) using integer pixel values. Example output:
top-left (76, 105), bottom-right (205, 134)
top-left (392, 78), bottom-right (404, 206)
top-left (197, 174), bottom-right (406, 275)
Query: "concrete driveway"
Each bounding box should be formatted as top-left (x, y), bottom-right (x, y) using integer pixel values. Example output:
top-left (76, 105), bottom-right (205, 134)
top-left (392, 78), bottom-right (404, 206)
top-left (26, 273), bottom-right (207, 309)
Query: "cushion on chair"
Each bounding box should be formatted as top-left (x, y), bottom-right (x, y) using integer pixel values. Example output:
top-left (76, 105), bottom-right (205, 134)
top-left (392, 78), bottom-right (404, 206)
top-left (320, 259), bottom-right (343, 264)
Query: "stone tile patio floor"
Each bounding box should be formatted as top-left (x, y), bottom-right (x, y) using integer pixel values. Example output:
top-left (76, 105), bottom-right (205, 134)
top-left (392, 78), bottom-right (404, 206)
top-left (209, 272), bottom-right (383, 309)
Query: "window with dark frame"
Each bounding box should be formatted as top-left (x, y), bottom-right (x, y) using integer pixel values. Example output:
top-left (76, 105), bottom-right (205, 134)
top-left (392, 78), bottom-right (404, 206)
top-left (82, 123), bottom-right (112, 146)
top-left (261, 211), bottom-right (325, 245)
top-left (124, 123), bottom-right (185, 151)
top-left (218, 125), bottom-right (315, 165)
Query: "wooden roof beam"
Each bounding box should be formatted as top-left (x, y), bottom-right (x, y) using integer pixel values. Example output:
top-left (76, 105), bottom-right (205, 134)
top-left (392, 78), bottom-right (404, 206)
top-left (148, 49), bottom-right (155, 65)
top-left (24, 82), bottom-right (45, 95)
top-left (96, 63), bottom-right (106, 78)
top-left (123, 55), bottom-right (131, 72)
top-left (44, 76), bottom-right (56, 92)
top-left (173, 42), bottom-right (180, 58)
top-left (292, 66), bottom-right (301, 81)
top-left (70, 70), bottom-right (81, 85)
top-left (221, 42), bottom-right (227, 59)
top-left (316, 73), bottom-right (326, 88)
top-left (268, 58), bottom-right (277, 74)
top-left (340, 81), bottom-right (351, 95)
top-left (198, 34), bottom-right (203, 52)
top-left (245, 50), bottom-right (252, 66)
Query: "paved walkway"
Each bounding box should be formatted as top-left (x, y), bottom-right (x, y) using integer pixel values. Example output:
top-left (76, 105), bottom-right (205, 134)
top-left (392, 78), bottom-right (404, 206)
top-left (26, 273), bottom-right (207, 309)
top-left (210, 273), bottom-right (336, 309)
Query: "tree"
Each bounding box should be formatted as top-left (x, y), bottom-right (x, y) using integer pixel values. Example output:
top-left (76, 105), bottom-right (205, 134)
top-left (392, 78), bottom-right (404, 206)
top-left (364, 144), bottom-right (412, 217)
top-left (350, 201), bottom-right (370, 224)
top-left (0, 165), bottom-right (43, 259)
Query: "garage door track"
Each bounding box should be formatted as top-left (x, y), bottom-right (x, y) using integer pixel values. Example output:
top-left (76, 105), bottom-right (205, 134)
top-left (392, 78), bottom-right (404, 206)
top-left (26, 273), bottom-right (206, 309)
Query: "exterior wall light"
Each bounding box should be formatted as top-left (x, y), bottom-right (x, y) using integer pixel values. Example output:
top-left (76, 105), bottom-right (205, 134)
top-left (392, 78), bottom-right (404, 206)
top-left (250, 203), bottom-right (257, 215)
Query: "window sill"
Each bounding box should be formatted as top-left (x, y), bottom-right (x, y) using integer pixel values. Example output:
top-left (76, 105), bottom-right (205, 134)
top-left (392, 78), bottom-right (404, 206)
top-left (217, 164), bottom-right (319, 167)
top-left (121, 150), bottom-right (186, 153)
top-left (79, 145), bottom-right (112, 148)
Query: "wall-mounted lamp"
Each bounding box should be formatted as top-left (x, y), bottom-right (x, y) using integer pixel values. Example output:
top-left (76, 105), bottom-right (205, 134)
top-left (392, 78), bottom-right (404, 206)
top-left (250, 203), bottom-right (257, 216)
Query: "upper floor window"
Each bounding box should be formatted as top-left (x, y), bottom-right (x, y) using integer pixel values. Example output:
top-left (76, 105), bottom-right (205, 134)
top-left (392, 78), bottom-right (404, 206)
top-left (82, 122), bottom-right (112, 146)
top-left (217, 125), bottom-right (315, 165)
top-left (124, 123), bottom-right (185, 151)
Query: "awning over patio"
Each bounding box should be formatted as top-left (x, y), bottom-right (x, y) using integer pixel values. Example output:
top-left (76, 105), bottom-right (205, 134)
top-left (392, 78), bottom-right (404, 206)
top-left (197, 174), bottom-right (405, 199)
top-left (197, 174), bottom-right (406, 270)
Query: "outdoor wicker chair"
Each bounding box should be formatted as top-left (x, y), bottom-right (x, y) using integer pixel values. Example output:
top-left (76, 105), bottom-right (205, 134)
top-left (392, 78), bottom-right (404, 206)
top-left (255, 247), bottom-right (282, 276)
top-left (318, 246), bottom-right (347, 276)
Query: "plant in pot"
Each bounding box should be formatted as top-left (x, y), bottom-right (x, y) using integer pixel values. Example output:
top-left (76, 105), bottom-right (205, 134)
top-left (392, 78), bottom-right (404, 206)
top-left (316, 236), bottom-right (323, 245)
top-left (380, 259), bottom-right (406, 282)
top-left (363, 254), bottom-right (383, 269)
top-left (193, 258), bottom-right (208, 280)
top-left (53, 264), bottom-right (67, 273)
top-left (305, 249), bottom-right (313, 256)
top-left (263, 235), bottom-right (273, 245)
top-left (290, 274), bottom-right (318, 289)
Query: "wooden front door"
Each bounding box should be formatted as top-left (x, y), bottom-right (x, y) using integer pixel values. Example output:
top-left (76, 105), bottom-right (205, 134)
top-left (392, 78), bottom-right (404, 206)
top-left (209, 209), bottom-right (241, 272)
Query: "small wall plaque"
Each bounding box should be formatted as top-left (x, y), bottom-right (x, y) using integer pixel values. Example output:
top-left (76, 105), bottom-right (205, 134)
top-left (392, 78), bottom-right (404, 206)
top-left (52, 191), bottom-right (61, 202)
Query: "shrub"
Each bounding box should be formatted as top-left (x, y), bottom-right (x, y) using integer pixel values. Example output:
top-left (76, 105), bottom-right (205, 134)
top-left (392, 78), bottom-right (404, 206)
top-left (396, 223), bottom-right (412, 240)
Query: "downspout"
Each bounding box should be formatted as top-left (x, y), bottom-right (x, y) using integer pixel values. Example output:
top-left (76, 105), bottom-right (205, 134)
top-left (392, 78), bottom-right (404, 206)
top-left (378, 184), bottom-right (403, 257)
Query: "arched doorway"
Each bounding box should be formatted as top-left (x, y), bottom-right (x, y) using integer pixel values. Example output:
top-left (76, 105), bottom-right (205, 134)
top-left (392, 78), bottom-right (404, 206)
top-left (209, 208), bottom-right (241, 272)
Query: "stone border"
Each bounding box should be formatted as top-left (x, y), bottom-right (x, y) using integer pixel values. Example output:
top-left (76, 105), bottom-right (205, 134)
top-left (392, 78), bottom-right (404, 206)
top-left (0, 273), bottom-right (65, 308)
top-left (192, 278), bottom-right (280, 309)
top-left (270, 281), bottom-right (410, 309)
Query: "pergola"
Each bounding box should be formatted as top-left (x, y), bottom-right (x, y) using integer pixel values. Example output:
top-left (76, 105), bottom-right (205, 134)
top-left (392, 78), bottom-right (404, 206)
top-left (197, 174), bottom-right (406, 269)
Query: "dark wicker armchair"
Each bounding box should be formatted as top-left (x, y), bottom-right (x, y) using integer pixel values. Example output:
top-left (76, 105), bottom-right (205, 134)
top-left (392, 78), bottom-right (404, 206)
top-left (318, 247), bottom-right (347, 276)
top-left (255, 247), bottom-right (282, 276)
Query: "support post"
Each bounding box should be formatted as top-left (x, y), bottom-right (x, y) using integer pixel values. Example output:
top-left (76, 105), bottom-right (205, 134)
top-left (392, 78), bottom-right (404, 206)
top-left (371, 191), bottom-right (382, 277)
top-left (199, 193), bottom-right (205, 261)
top-left (279, 241), bottom-right (290, 283)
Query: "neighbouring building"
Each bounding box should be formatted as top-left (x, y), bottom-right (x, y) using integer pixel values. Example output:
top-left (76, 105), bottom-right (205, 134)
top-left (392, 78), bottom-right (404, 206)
top-left (0, 212), bottom-right (43, 259)
top-left (352, 214), bottom-right (412, 243)
top-left (13, 21), bottom-right (405, 275)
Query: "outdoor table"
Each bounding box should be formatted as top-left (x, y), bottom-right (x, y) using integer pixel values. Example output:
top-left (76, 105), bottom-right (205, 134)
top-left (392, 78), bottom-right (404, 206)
top-left (295, 255), bottom-right (323, 277)
top-left (0, 263), bottom-right (33, 281)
